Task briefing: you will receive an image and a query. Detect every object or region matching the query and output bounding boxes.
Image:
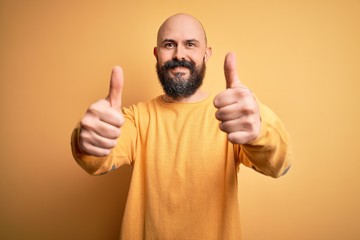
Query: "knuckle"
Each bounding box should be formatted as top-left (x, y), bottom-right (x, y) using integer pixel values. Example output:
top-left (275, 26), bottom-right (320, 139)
top-left (239, 104), bottom-right (255, 116)
top-left (80, 114), bottom-right (98, 129)
top-left (215, 110), bottom-right (222, 120)
top-left (79, 141), bottom-right (91, 154)
top-left (219, 122), bottom-right (230, 133)
top-left (213, 93), bottom-right (225, 108)
top-left (87, 100), bottom-right (108, 116)
top-left (219, 122), bottom-right (224, 131)
top-left (234, 87), bottom-right (251, 99)
top-left (80, 117), bottom-right (90, 128)
top-left (88, 103), bottom-right (100, 113)
top-left (213, 98), bottom-right (220, 108)
top-left (79, 128), bottom-right (87, 140)
top-left (79, 128), bottom-right (91, 142)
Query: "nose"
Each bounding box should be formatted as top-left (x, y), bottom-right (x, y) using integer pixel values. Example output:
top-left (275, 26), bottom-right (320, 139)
top-left (173, 46), bottom-right (185, 61)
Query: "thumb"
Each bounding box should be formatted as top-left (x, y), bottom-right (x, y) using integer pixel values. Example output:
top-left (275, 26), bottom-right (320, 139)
top-left (224, 52), bottom-right (241, 89)
top-left (107, 66), bottom-right (124, 109)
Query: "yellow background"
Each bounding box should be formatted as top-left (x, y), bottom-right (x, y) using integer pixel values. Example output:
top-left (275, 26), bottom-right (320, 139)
top-left (1, 0), bottom-right (359, 239)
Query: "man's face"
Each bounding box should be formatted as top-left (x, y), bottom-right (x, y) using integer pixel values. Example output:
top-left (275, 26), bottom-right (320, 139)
top-left (154, 14), bottom-right (212, 99)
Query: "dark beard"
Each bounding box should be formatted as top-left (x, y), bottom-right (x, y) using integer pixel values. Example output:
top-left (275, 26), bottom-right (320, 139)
top-left (156, 59), bottom-right (206, 100)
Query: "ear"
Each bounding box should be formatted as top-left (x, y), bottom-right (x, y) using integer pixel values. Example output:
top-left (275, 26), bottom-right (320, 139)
top-left (153, 47), bottom-right (158, 58)
top-left (204, 47), bottom-right (212, 62)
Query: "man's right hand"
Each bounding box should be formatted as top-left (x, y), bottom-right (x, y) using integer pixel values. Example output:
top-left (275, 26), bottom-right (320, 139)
top-left (78, 66), bottom-right (125, 157)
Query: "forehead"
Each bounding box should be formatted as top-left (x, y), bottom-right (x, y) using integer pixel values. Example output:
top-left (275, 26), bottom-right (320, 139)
top-left (157, 15), bottom-right (206, 44)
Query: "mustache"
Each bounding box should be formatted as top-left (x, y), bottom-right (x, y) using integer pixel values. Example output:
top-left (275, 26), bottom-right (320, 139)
top-left (163, 59), bottom-right (195, 71)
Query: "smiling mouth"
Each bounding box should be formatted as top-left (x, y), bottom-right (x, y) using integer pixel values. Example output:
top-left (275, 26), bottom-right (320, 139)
top-left (172, 66), bottom-right (188, 71)
top-left (170, 67), bottom-right (189, 75)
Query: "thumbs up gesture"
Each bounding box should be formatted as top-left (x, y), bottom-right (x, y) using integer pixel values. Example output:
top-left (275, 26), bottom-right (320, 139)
top-left (79, 66), bottom-right (125, 157)
top-left (214, 53), bottom-right (261, 144)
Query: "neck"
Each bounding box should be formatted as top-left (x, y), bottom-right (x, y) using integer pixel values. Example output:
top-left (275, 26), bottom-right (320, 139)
top-left (162, 89), bottom-right (209, 103)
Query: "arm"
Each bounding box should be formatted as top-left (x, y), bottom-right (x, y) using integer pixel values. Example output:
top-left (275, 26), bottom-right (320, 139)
top-left (239, 102), bottom-right (291, 178)
top-left (214, 52), bottom-right (291, 178)
top-left (71, 66), bottom-right (125, 175)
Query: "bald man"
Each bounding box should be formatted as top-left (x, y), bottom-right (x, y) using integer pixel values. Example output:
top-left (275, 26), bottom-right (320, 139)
top-left (71, 13), bottom-right (292, 240)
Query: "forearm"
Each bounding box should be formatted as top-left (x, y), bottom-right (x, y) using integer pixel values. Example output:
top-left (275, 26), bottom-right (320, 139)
top-left (240, 103), bottom-right (292, 178)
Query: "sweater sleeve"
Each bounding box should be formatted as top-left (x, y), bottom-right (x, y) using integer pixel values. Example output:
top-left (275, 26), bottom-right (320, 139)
top-left (70, 107), bottom-right (137, 176)
top-left (238, 102), bottom-right (292, 178)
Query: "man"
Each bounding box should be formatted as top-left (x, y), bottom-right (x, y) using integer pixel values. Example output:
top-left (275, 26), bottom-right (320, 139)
top-left (71, 13), bottom-right (291, 240)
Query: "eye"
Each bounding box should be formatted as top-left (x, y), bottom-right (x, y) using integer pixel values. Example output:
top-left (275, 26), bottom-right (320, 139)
top-left (164, 42), bottom-right (176, 49)
top-left (187, 42), bottom-right (195, 48)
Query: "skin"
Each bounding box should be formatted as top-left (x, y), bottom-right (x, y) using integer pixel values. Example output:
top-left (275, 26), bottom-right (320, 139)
top-left (78, 13), bottom-right (261, 157)
top-left (214, 52), bottom-right (261, 144)
top-left (79, 67), bottom-right (124, 156)
top-left (154, 13), bottom-right (212, 103)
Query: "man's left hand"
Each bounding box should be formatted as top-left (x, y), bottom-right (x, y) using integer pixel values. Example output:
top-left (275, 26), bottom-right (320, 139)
top-left (213, 52), bottom-right (261, 144)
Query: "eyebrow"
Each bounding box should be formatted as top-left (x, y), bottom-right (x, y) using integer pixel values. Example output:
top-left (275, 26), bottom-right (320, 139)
top-left (162, 39), bottom-right (176, 44)
top-left (161, 39), bottom-right (200, 44)
top-left (185, 39), bottom-right (200, 44)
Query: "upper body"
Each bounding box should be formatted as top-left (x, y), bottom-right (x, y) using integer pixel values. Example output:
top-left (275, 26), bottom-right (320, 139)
top-left (72, 95), bottom-right (290, 239)
top-left (71, 13), bottom-right (292, 239)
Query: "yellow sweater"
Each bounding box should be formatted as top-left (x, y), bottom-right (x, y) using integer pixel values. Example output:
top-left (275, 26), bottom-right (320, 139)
top-left (71, 95), bottom-right (291, 240)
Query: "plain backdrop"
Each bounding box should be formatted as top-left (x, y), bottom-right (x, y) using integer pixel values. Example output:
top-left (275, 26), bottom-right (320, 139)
top-left (1, 0), bottom-right (359, 239)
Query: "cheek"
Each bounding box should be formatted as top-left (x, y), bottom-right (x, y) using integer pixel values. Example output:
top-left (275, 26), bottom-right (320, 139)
top-left (192, 52), bottom-right (206, 63)
top-left (194, 58), bottom-right (205, 67)
top-left (156, 51), bottom-right (172, 65)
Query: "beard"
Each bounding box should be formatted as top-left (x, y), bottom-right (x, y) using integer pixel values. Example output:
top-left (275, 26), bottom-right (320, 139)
top-left (156, 58), bottom-right (206, 100)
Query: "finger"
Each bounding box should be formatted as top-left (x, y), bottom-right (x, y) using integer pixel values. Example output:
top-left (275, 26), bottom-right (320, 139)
top-left (98, 109), bottom-right (124, 128)
top-left (213, 86), bottom-right (252, 108)
top-left (107, 66), bottom-right (124, 109)
top-left (215, 103), bottom-right (243, 121)
top-left (87, 99), bottom-right (124, 127)
top-left (219, 118), bottom-right (251, 133)
top-left (227, 131), bottom-right (256, 145)
top-left (81, 115), bottom-right (122, 139)
top-left (224, 52), bottom-right (241, 89)
top-left (79, 141), bottom-right (112, 157)
top-left (92, 120), bottom-right (122, 139)
top-left (219, 119), bottom-right (260, 144)
top-left (80, 129), bottom-right (118, 149)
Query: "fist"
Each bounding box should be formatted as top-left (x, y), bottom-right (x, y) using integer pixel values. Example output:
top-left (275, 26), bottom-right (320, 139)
top-left (79, 66), bottom-right (125, 157)
top-left (214, 52), bottom-right (261, 144)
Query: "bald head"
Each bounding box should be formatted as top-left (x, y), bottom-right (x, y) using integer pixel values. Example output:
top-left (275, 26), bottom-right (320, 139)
top-left (157, 13), bottom-right (207, 47)
top-left (154, 14), bottom-right (212, 100)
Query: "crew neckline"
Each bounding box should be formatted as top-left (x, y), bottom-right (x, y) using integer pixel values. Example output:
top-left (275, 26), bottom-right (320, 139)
top-left (157, 94), bottom-right (212, 106)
